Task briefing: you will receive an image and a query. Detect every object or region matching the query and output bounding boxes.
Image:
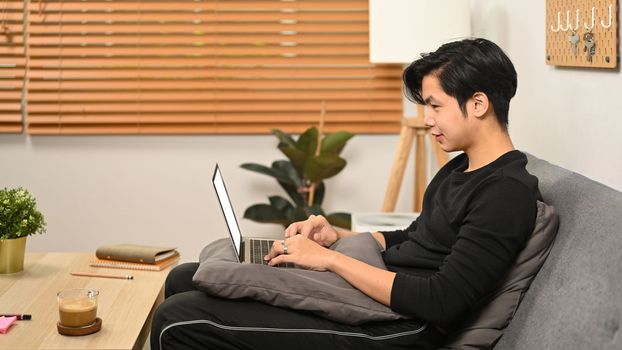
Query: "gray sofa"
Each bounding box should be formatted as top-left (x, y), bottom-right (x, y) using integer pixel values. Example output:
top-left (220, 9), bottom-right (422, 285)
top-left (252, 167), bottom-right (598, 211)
top-left (495, 154), bottom-right (622, 349)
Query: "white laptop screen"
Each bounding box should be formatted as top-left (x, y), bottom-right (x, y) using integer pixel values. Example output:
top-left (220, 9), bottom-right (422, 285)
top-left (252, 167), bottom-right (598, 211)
top-left (212, 165), bottom-right (242, 258)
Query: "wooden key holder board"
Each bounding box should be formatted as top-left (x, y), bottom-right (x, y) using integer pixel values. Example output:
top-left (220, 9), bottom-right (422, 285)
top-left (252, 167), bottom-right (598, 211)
top-left (546, 0), bottom-right (619, 68)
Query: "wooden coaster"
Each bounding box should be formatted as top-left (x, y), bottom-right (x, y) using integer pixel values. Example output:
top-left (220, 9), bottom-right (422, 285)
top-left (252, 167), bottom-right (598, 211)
top-left (57, 317), bottom-right (102, 336)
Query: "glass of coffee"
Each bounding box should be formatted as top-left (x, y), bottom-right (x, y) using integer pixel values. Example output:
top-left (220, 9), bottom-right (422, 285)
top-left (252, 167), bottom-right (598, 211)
top-left (57, 288), bottom-right (99, 328)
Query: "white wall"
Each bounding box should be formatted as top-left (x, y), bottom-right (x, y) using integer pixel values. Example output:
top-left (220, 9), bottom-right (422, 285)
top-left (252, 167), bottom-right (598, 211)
top-left (470, 0), bottom-right (622, 191)
top-left (2, 0), bottom-right (621, 261)
top-left (0, 134), bottom-right (415, 261)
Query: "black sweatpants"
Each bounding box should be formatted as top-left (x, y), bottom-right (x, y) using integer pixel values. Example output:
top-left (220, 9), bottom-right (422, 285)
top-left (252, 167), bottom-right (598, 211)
top-left (150, 263), bottom-right (443, 350)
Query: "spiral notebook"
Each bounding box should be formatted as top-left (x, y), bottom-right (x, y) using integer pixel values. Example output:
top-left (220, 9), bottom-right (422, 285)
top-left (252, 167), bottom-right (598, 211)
top-left (90, 253), bottom-right (180, 271)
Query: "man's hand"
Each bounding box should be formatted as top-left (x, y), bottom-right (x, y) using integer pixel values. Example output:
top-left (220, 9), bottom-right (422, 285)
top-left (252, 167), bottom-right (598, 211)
top-left (264, 234), bottom-right (336, 271)
top-left (284, 215), bottom-right (339, 247)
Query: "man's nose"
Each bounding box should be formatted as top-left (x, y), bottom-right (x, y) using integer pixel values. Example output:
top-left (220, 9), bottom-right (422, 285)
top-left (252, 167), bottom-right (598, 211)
top-left (424, 112), bottom-right (435, 127)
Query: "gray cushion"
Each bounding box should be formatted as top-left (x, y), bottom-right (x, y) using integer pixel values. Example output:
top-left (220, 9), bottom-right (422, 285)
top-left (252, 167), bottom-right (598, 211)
top-left (192, 233), bottom-right (407, 325)
top-left (440, 200), bottom-right (559, 349)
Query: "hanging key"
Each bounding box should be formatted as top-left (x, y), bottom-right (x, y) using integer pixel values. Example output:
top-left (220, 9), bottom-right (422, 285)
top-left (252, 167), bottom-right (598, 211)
top-left (583, 31), bottom-right (596, 62)
top-left (568, 30), bottom-right (580, 57)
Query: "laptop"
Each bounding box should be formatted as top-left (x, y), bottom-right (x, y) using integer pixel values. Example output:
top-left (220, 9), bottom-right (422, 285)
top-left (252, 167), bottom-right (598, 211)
top-left (212, 164), bottom-right (286, 266)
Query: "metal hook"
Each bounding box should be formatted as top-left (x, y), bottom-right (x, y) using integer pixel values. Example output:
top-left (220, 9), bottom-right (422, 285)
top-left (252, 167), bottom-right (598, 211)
top-left (584, 7), bottom-right (595, 30)
top-left (601, 4), bottom-right (613, 29)
top-left (550, 11), bottom-right (561, 32)
top-left (571, 9), bottom-right (580, 31)
top-left (559, 10), bottom-right (570, 31)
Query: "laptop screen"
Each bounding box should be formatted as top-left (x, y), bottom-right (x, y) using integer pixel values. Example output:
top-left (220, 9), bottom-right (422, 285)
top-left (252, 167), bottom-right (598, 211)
top-left (212, 165), bottom-right (242, 259)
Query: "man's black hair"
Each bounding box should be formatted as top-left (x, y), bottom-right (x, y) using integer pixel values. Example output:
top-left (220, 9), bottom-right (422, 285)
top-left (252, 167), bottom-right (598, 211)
top-left (403, 38), bottom-right (517, 128)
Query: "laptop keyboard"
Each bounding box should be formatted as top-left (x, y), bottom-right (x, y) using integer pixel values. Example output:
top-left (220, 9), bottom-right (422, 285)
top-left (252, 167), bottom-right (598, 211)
top-left (250, 239), bottom-right (273, 265)
top-left (249, 239), bottom-right (294, 268)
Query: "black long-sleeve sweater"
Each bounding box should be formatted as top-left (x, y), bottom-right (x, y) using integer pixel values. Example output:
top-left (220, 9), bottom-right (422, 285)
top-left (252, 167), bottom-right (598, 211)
top-left (381, 150), bottom-right (541, 328)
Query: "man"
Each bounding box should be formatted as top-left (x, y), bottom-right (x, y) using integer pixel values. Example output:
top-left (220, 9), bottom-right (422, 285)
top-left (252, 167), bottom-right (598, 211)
top-left (151, 38), bottom-right (541, 350)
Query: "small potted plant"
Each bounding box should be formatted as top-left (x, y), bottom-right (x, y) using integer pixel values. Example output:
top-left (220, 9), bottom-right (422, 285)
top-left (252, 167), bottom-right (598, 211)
top-left (0, 187), bottom-right (46, 274)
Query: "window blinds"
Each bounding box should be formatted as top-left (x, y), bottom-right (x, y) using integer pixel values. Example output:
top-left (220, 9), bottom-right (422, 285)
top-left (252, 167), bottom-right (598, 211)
top-left (25, 0), bottom-right (403, 134)
top-left (0, 0), bottom-right (24, 133)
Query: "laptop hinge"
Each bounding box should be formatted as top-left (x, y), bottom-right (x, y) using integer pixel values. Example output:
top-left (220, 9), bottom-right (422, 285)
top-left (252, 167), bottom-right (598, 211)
top-left (239, 240), bottom-right (245, 262)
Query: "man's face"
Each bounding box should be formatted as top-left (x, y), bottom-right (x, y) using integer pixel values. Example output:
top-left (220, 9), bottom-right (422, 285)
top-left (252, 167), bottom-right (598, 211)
top-left (421, 75), bottom-right (474, 153)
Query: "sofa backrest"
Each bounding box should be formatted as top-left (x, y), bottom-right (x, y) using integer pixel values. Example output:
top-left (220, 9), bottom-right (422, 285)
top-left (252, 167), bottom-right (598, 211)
top-left (495, 154), bottom-right (622, 350)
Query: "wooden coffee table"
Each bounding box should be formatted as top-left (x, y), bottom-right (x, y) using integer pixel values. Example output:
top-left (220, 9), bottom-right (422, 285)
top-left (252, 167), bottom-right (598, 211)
top-left (0, 252), bottom-right (174, 350)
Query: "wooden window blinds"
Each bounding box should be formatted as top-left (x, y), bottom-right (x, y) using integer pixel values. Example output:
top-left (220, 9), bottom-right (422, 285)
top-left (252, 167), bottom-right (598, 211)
top-left (24, 0), bottom-right (403, 135)
top-left (0, 0), bottom-right (24, 133)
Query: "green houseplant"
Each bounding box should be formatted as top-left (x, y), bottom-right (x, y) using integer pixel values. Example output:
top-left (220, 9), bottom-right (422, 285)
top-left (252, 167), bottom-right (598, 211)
top-left (241, 127), bottom-right (353, 229)
top-left (0, 187), bottom-right (46, 273)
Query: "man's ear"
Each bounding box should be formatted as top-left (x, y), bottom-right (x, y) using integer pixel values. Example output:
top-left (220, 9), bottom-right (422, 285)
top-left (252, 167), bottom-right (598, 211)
top-left (471, 92), bottom-right (490, 119)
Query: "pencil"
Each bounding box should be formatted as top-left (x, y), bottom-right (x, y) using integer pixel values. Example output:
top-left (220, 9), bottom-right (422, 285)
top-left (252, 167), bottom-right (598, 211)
top-left (70, 272), bottom-right (134, 280)
top-left (0, 314), bottom-right (31, 320)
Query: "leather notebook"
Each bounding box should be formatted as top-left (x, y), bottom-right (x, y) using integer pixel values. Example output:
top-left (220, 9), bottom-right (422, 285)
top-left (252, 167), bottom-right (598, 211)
top-left (95, 244), bottom-right (178, 264)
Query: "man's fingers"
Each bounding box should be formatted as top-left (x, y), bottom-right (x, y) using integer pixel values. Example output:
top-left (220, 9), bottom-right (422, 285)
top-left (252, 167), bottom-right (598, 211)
top-left (284, 224), bottom-right (296, 238)
top-left (267, 254), bottom-right (288, 266)
top-left (264, 249), bottom-right (275, 261)
top-left (301, 220), bottom-right (317, 238)
top-left (286, 221), bottom-right (305, 237)
top-left (264, 240), bottom-right (284, 260)
top-left (285, 215), bottom-right (327, 239)
top-left (301, 215), bottom-right (321, 237)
